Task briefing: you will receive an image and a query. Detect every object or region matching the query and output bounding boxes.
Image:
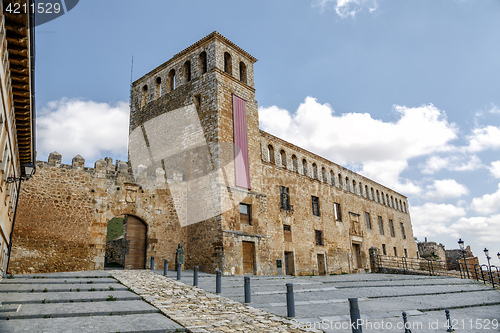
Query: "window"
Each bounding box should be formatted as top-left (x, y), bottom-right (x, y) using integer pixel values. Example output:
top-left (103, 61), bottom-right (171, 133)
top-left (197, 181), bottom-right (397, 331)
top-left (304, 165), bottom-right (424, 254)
top-left (381, 192), bottom-right (385, 205)
top-left (376, 190), bottom-right (380, 202)
top-left (302, 159), bottom-right (308, 176)
top-left (168, 69), bottom-right (176, 91)
top-left (365, 185), bottom-right (368, 198)
top-left (155, 77), bottom-right (162, 98)
top-left (391, 196), bottom-right (395, 208)
top-left (364, 212), bottom-right (372, 230)
top-left (393, 247), bottom-right (398, 257)
top-left (224, 52), bottom-right (232, 74)
top-left (267, 144), bottom-right (275, 163)
top-left (346, 177), bottom-right (350, 191)
top-left (400, 222), bottom-right (406, 239)
top-left (312, 196), bottom-right (320, 216)
top-left (359, 183), bottom-right (363, 196)
top-left (389, 219), bottom-right (395, 237)
top-left (199, 51), bottom-right (207, 74)
top-left (280, 186), bottom-right (291, 211)
top-left (315, 230), bottom-right (323, 246)
top-left (322, 167), bottom-right (327, 183)
top-left (378, 216), bottom-right (384, 235)
top-left (141, 85), bottom-right (148, 107)
top-left (382, 244), bottom-right (387, 255)
top-left (284, 224), bottom-right (292, 242)
top-left (371, 187), bottom-right (374, 200)
top-left (279, 149), bottom-right (286, 167)
top-left (292, 155), bottom-right (298, 172)
top-left (338, 174), bottom-right (342, 187)
top-left (239, 203), bottom-right (251, 225)
top-left (353, 180), bottom-right (356, 194)
top-left (404, 249), bottom-right (408, 258)
top-left (403, 202), bottom-right (407, 213)
top-left (183, 60), bottom-right (191, 82)
top-left (330, 171), bottom-right (335, 186)
top-left (334, 202), bottom-right (342, 221)
top-left (239, 61), bottom-right (247, 83)
top-left (312, 163), bottom-right (318, 179)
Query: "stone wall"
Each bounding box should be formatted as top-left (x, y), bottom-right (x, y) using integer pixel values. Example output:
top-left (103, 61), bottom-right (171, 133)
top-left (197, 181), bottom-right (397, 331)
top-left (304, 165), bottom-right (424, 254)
top-left (417, 241), bottom-right (446, 262)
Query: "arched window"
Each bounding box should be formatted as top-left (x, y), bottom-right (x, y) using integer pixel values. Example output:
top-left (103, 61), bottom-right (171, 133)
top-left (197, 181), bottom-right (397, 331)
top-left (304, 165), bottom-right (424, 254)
top-left (353, 180), bottom-right (356, 194)
top-left (399, 199), bottom-right (403, 211)
top-left (267, 144), bottom-right (275, 163)
top-left (365, 185), bottom-right (369, 198)
top-left (376, 190), bottom-right (380, 202)
top-left (330, 171), bottom-right (335, 186)
top-left (199, 51), bottom-right (207, 74)
top-left (279, 149), bottom-right (286, 167)
top-left (302, 159), bottom-right (308, 177)
top-left (346, 177), bottom-right (350, 192)
top-left (224, 52), bottom-right (232, 75)
top-left (322, 167), bottom-right (327, 182)
top-left (168, 69), bottom-right (176, 91)
top-left (141, 84), bottom-right (148, 107)
top-left (371, 187), bottom-right (375, 200)
top-left (391, 196), bottom-right (395, 208)
top-left (183, 60), bottom-right (191, 82)
top-left (312, 163), bottom-right (318, 179)
top-left (386, 194), bottom-right (390, 206)
top-left (359, 182), bottom-right (363, 196)
top-left (155, 77), bottom-right (162, 98)
top-left (338, 174), bottom-right (342, 188)
top-left (381, 192), bottom-right (385, 205)
top-left (403, 202), bottom-right (407, 213)
top-left (292, 155), bottom-right (298, 172)
top-left (239, 61), bottom-right (247, 84)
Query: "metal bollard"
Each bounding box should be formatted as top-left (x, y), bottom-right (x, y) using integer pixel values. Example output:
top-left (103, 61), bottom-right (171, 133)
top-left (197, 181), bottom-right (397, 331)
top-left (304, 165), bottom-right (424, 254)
top-left (150, 256), bottom-right (155, 270)
top-left (164, 259), bottom-right (168, 276)
top-left (348, 298), bottom-right (363, 333)
top-left (216, 270), bottom-right (222, 294)
top-left (286, 283), bottom-right (295, 317)
top-left (445, 309), bottom-right (454, 332)
top-left (177, 263), bottom-right (182, 280)
top-left (193, 266), bottom-right (199, 286)
top-left (402, 311), bottom-right (412, 333)
top-left (244, 276), bottom-right (251, 303)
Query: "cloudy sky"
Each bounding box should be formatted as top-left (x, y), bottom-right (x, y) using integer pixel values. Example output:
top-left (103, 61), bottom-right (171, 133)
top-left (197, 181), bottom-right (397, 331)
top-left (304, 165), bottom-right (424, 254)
top-left (35, 0), bottom-right (500, 265)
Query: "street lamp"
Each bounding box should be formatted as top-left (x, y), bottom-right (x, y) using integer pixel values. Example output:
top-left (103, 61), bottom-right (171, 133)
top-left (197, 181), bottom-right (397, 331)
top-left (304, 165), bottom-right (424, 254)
top-left (458, 238), bottom-right (470, 279)
top-left (497, 252), bottom-right (500, 260)
top-left (484, 248), bottom-right (494, 287)
top-left (3, 163), bottom-right (35, 277)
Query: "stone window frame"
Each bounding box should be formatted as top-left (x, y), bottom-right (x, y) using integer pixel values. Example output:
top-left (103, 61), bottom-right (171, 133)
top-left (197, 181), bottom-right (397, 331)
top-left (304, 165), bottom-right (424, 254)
top-left (224, 52), bottom-right (232, 75)
top-left (315, 230), bottom-right (324, 246)
top-left (141, 84), bottom-right (148, 107)
top-left (322, 167), bottom-right (327, 183)
top-left (291, 154), bottom-right (298, 172)
top-left (302, 159), bottom-right (308, 177)
top-left (311, 195), bottom-right (320, 217)
top-left (364, 212), bottom-right (372, 230)
top-left (389, 219), bottom-right (396, 237)
top-left (400, 222), bottom-right (406, 239)
top-left (382, 244), bottom-right (387, 255)
top-left (330, 170), bottom-right (335, 186)
top-left (312, 163), bottom-right (318, 179)
top-left (239, 61), bottom-right (247, 84)
top-left (279, 185), bottom-right (291, 212)
top-left (267, 144), bottom-right (275, 163)
top-left (168, 69), bottom-right (176, 92)
top-left (155, 77), bottom-right (162, 99)
top-left (199, 51), bottom-right (207, 74)
top-left (239, 203), bottom-right (251, 225)
top-left (378, 216), bottom-right (384, 235)
top-left (334, 202), bottom-right (342, 221)
top-left (279, 149), bottom-right (286, 168)
top-left (283, 224), bottom-right (292, 242)
top-left (183, 60), bottom-right (192, 83)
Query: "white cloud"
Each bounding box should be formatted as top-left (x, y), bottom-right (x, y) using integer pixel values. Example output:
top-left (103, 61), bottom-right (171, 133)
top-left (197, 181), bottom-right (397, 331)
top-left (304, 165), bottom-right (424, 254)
top-left (488, 103), bottom-right (500, 114)
top-left (425, 179), bottom-right (468, 201)
top-left (410, 203), bottom-right (466, 237)
top-left (489, 161), bottom-right (500, 178)
top-left (421, 155), bottom-right (482, 174)
top-left (259, 97), bottom-right (458, 192)
top-left (450, 214), bottom-right (500, 244)
top-left (312, 0), bottom-right (377, 18)
top-left (37, 98), bottom-right (129, 165)
top-left (467, 125), bottom-right (500, 152)
top-left (470, 183), bottom-right (500, 215)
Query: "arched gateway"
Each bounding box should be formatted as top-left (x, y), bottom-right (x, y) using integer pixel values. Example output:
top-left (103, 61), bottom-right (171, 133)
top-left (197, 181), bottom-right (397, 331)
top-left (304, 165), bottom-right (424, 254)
top-left (105, 215), bottom-right (147, 269)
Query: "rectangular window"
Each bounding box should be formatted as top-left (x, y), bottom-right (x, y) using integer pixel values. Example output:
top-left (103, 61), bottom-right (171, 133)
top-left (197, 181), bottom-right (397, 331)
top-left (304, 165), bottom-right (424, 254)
top-left (239, 203), bottom-right (251, 225)
top-left (315, 230), bottom-right (323, 246)
top-left (400, 222), bottom-right (406, 239)
top-left (284, 224), bottom-right (292, 242)
top-left (312, 196), bottom-right (320, 216)
top-left (378, 216), bottom-right (384, 235)
top-left (334, 202), bottom-right (342, 221)
top-left (382, 244), bottom-right (387, 255)
top-left (364, 212), bottom-right (372, 230)
top-left (389, 219), bottom-right (395, 237)
top-left (404, 249), bottom-right (408, 258)
top-left (393, 247), bottom-right (398, 257)
top-left (280, 186), bottom-right (291, 211)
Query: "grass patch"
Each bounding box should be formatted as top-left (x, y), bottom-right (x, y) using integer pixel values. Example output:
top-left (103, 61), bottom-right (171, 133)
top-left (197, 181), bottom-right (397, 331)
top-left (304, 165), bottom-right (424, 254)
top-left (106, 217), bottom-right (124, 242)
top-left (107, 295), bottom-right (117, 301)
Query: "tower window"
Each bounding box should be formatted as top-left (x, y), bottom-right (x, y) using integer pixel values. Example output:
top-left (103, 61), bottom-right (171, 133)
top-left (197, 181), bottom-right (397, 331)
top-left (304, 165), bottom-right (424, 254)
top-left (279, 149), bottom-right (286, 167)
top-left (292, 155), bottom-right (298, 172)
top-left (141, 85), bottom-right (148, 107)
top-left (199, 51), bottom-right (207, 74)
top-left (168, 69), bottom-right (176, 91)
top-left (183, 60), bottom-right (191, 82)
top-left (239, 61), bottom-right (247, 83)
top-left (224, 52), bottom-right (232, 75)
top-left (267, 144), bottom-right (275, 163)
top-left (155, 77), bottom-right (162, 98)
top-left (302, 159), bottom-right (308, 177)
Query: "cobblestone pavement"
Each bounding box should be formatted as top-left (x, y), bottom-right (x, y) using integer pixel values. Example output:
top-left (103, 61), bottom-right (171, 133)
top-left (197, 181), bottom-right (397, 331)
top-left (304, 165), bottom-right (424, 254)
top-left (110, 270), bottom-right (310, 333)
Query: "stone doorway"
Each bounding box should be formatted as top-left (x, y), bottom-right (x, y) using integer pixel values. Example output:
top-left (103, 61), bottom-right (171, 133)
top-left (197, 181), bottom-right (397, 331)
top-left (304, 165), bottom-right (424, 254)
top-left (317, 253), bottom-right (326, 275)
top-left (105, 215), bottom-right (147, 270)
top-left (242, 241), bottom-right (255, 275)
top-left (352, 243), bottom-right (363, 270)
top-left (284, 251), bottom-right (294, 275)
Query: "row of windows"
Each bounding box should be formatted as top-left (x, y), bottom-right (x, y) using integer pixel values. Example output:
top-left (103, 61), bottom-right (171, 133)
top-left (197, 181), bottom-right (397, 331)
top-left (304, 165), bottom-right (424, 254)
top-left (266, 144), bottom-right (408, 213)
top-left (140, 51), bottom-right (248, 107)
top-left (382, 244), bottom-right (408, 258)
top-left (364, 212), bottom-right (406, 239)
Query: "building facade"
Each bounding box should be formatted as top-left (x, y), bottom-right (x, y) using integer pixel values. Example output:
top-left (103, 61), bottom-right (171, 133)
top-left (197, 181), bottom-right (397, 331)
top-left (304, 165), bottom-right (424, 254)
top-left (0, 0), bottom-right (35, 278)
top-left (10, 32), bottom-right (415, 276)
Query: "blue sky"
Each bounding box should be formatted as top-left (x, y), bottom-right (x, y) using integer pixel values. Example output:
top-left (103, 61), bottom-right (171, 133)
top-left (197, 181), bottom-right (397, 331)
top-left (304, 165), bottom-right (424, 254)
top-left (35, 0), bottom-right (500, 266)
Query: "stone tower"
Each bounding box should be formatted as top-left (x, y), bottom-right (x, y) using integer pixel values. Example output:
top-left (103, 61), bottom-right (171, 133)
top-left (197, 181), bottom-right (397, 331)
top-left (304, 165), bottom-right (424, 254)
top-left (129, 32), bottom-right (264, 272)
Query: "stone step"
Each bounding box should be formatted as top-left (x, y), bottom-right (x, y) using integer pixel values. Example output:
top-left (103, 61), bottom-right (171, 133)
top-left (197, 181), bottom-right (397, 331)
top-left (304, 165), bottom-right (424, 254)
top-left (0, 277), bottom-right (117, 284)
top-left (1, 290), bottom-right (141, 304)
top-left (0, 313), bottom-right (185, 332)
top-left (0, 300), bottom-right (159, 320)
top-left (17, 271), bottom-right (112, 279)
top-left (0, 282), bottom-right (127, 293)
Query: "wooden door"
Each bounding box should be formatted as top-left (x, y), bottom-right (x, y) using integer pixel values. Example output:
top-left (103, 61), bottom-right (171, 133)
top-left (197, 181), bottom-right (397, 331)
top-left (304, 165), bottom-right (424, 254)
top-left (352, 243), bottom-right (362, 269)
top-left (285, 251), bottom-right (294, 275)
top-left (242, 241), bottom-right (255, 274)
top-left (124, 216), bottom-right (147, 269)
top-left (317, 254), bottom-right (326, 275)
